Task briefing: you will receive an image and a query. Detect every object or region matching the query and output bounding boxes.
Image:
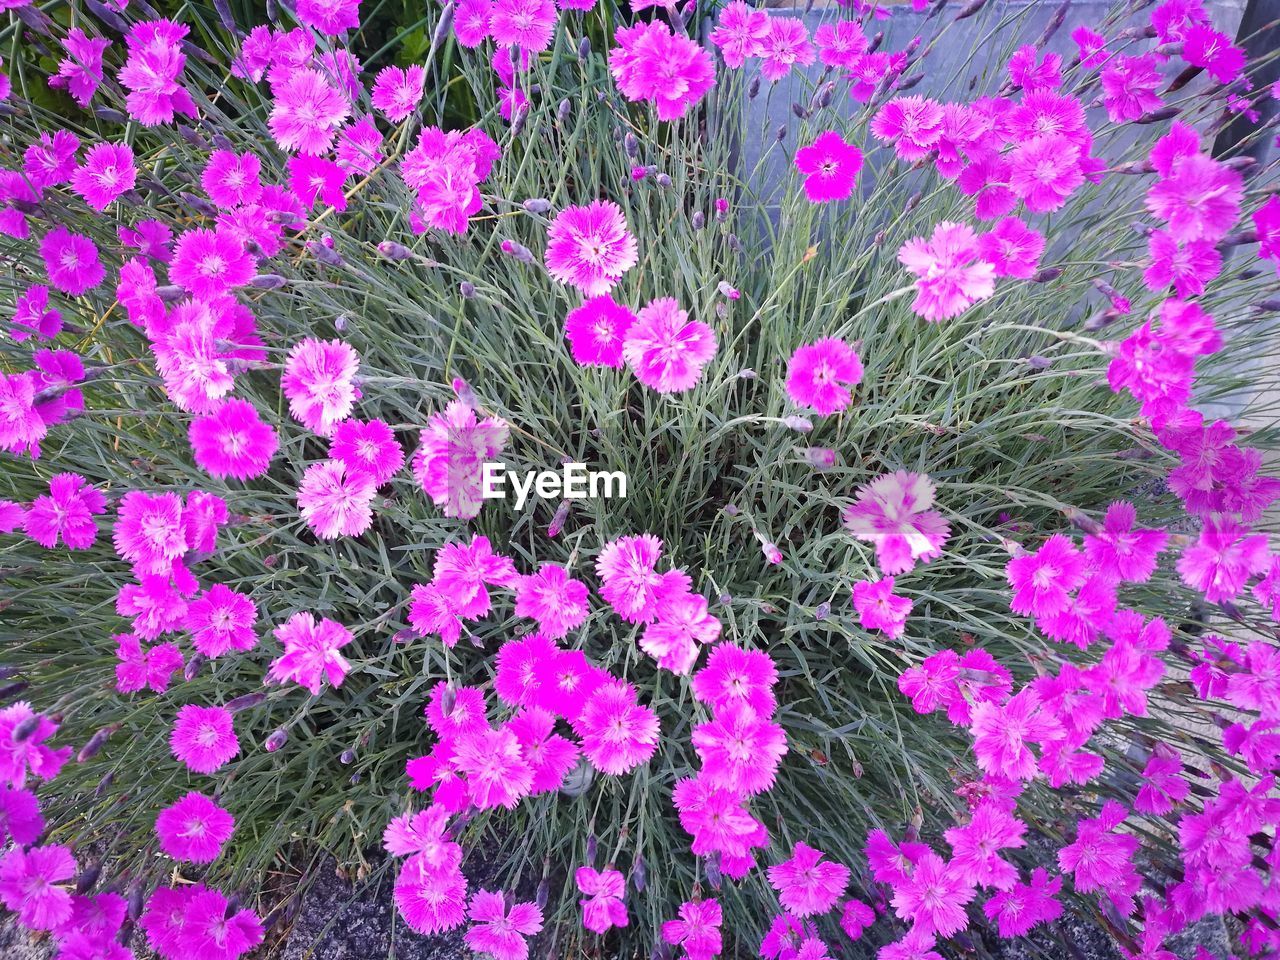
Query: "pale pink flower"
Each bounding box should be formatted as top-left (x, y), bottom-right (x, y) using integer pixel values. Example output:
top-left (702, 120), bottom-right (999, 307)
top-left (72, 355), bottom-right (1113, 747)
top-left (297, 460), bottom-right (377, 539)
top-left (898, 222), bottom-right (995, 322)
top-left (622, 297), bottom-right (717, 393)
top-left (268, 612), bottom-right (353, 695)
top-left (841, 471), bottom-right (950, 574)
top-left (545, 201), bottom-right (638, 296)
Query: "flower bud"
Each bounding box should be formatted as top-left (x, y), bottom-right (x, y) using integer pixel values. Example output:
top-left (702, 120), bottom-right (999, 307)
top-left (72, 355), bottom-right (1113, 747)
top-left (656, 173), bottom-right (672, 187)
top-left (12, 714), bottom-right (41, 743)
top-left (308, 240), bottom-right (345, 267)
top-left (76, 862), bottom-right (102, 895)
top-left (624, 132), bottom-right (639, 157)
top-left (631, 856), bottom-right (647, 892)
top-left (377, 241), bottom-right (415, 261)
top-left (77, 724), bottom-right (119, 763)
top-left (783, 415), bottom-right (813, 433)
top-left (226, 692), bottom-right (267, 714)
top-left (586, 834), bottom-right (598, 862)
top-left (340, 749), bottom-right (356, 765)
top-left (522, 198), bottom-right (552, 214)
top-left (185, 654), bottom-right (206, 682)
top-left (249, 274), bottom-right (288, 289)
top-left (264, 728), bottom-right (289, 752)
top-left (434, 2), bottom-right (456, 45)
top-left (803, 446), bottom-right (837, 470)
top-left (578, 36), bottom-right (591, 59)
top-left (691, 211), bottom-right (705, 230)
top-left (180, 192), bottom-right (220, 218)
top-left (761, 542), bottom-right (783, 565)
top-left (499, 239), bottom-right (535, 263)
top-left (775, 125), bottom-right (788, 141)
top-left (815, 601), bottom-right (831, 620)
top-left (748, 76), bottom-right (761, 99)
top-left (459, 281), bottom-right (476, 299)
top-left (548, 500), bottom-right (571, 538)
top-left (558, 98), bottom-right (572, 123)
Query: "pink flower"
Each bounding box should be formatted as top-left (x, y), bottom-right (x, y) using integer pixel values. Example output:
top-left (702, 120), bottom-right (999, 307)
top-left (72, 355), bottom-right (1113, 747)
top-left (0, 844), bottom-right (75, 930)
top-left (1255, 195), bottom-right (1280, 276)
top-left (515, 563), bottom-right (590, 638)
top-left (155, 792), bottom-right (235, 863)
top-left (113, 491), bottom-right (186, 576)
top-left (814, 20), bottom-right (867, 70)
top-left (12, 285), bottom-right (62, 341)
top-left (1176, 515), bottom-right (1270, 603)
top-left (329, 418), bottom-right (404, 485)
top-left (289, 153), bottom-right (350, 210)
top-left (269, 68), bottom-right (350, 154)
top-left (297, 460), bottom-right (377, 539)
top-left (117, 577), bottom-right (190, 640)
top-left (871, 97), bottom-right (944, 162)
top-left (115, 633), bottom-right (183, 693)
top-left (454, 726), bottom-right (534, 809)
top-left (465, 890), bottom-right (543, 960)
top-left (852, 576), bottom-right (912, 639)
top-left (372, 64), bottom-right (426, 122)
top-left (545, 201), bottom-right (638, 296)
top-left (395, 850), bottom-right (468, 935)
top-left (178, 886), bottom-right (264, 959)
top-left (969, 688), bottom-right (1063, 780)
top-left (1182, 23), bottom-right (1245, 83)
top-left (189, 399), bottom-right (279, 481)
top-left (898, 222), bottom-right (995, 321)
top-left (1135, 746), bottom-right (1190, 815)
top-left (24, 131), bottom-right (79, 190)
top-left (690, 643), bottom-right (777, 715)
top-left (70, 142), bottom-right (136, 211)
top-left (282, 338), bottom-right (361, 436)
top-left (490, 0), bottom-right (556, 51)
top-left (564, 295), bottom-right (637, 368)
top-left (571, 679), bottom-right (659, 775)
top-left (507, 708), bottom-right (580, 793)
top-left (1144, 229), bottom-right (1221, 298)
top-left (1101, 54), bottom-right (1163, 123)
top-left (296, 0), bottom-right (362, 33)
top-left (1072, 26), bottom-right (1108, 68)
top-left (337, 117), bottom-right (385, 173)
top-left (982, 868), bottom-right (1062, 936)
top-left (454, 0), bottom-right (493, 46)
top-left (1008, 135), bottom-right (1083, 213)
top-left (185, 585), bottom-right (258, 658)
top-left (794, 132), bottom-right (863, 205)
top-left (1146, 153), bottom-right (1242, 244)
top-left (610, 21), bottom-right (716, 121)
top-left (40, 227), bottom-right (104, 297)
top-left (412, 401), bottom-right (509, 519)
top-left (662, 899), bottom-right (722, 960)
top-left (595, 533), bottom-right (685, 623)
top-left (976, 218), bottom-right (1044, 279)
top-left (0, 704), bottom-right (68, 789)
top-left (841, 471), bottom-right (950, 574)
top-left (640, 592), bottom-right (721, 674)
top-left (170, 228), bottom-right (255, 299)
top-left (785, 337), bottom-right (862, 414)
top-left (759, 17), bottom-right (814, 83)
top-left (1057, 800), bottom-right (1141, 915)
top-left (268, 612), bottom-right (353, 695)
top-left (944, 799), bottom-right (1026, 890)
top-left (170, 705), bottom-right (239, 775)
top-left (576, 866), bottom-right (628, 933)
top-left (50, 28), bottom-right (110, 107)
top-left (118, 20), bottom-right (195, 126)
top-left (24, 473), bottom-right (104, 549)
top-left (692, 702), bottom-right (786, 794)
top-left (839, 899), bottom-right (874, 941)
top-left (1008, 44), bottom-right (1062, 92)
top-left (433, 534), bottom-right (517, 618)
top-left (623, 297), bottom-right (718, 393)
top-left (710, 1), bottom-right (770, 68)
top-left (890, 851), bottom-right (974, 936)
top-left (201, 150), bottom-right (263, 209)
top-left (1006, 533), bottom-right (1086, 617)
top-left (0, 785), bottom-right (42, 849)
top-left (768, 843), bottom-right (849, 918)
top-left (1082, 501), bottom-right (1167, 584)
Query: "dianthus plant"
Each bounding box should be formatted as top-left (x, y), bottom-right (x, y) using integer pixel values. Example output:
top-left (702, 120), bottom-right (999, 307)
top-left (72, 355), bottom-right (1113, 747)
top-left (1, 0), bottom-right (1279, 958)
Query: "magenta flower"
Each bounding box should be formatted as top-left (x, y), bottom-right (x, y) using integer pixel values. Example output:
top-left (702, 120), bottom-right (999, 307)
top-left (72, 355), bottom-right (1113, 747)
top-left (177, 886), bottom-right (264, 959)
top-left (890, 851), bottom-right (974, 937)
top-left (610, 21), bottom-right (716, 122)
top-left (852, 576), bottom-right (912, 639)
top-left (1006, 534), bottom-right (1087, 617)
top-left (50, 28), bottom-right (110, 107)
top-left (596, 533), bottom-right (684, 623)
top-left (710, 1), bottom-right (770, 68)
top-left (768, 843), bottom-right (849, 918)
top-left (189, 399), bottom-right (279, 481)
top-left (0, 703), bottom-right (70, 789)
top-left (1146, 152), bottom-right (1242, 244)
top-left (372, 64), bottom-right (426, 122)
top-left (564, 295), bottom-right (637, 368)
top-left (267, 612), bottom-right (353, 696)
top-left (12, 285), bottom-right (62, 341)
top-left (24, 130), bottom-right (79, 189)
top-left (70, 142), bottom-right (136, 211)
top-left (170, 227), bottom-right (256, 299)
top-left (394, 850), bottom-right (469, 935)
top-left (1177, 515), bottom-right (1270, 603)
top-left (114, 633), bottom-right (183, 693)
top-left (0, 844), bottom-right (76, 930)
top-left (623, 297), bottom-right (718, 393)
top-left (1135, 747), bottom-right (1190, 814)
top-left (1182, 23), bottom-right (1245, 83)
top-left (507, 708), bottom-right (579, 793)
top-left (692, 702), bottom-right (787, 795)
top-left (969, 688), bottom-right (1063, 780)
top-left (39, 227), bottom-right (104, 297)
top-left (337, 116), bottom-right (385, 173)
top-left (412, 401), bottom-right (509, 519)
top-left (184, 585), bottom-right (259, 659)
top-left (871, 97), bottom-right (944, 162)
top-left (490, 0), bottom-right (556, 51)
top-left (662, 898), bottom-right (722, 960)
top-left (155, 792), bottom-right (235, 863)
top-left (1144, 229), bottom-right (1222, 298)
top-left (297, 460), bottom-right (377, 539)
top-left (169, 705), bottom-right (239, 775)
top-left (1101, 54), bottom-right (1163, 123)
top-left (113, 491), bottom-right (187, 576)
top-left (898, 222), bottom-right (995, 322)
top-left (24, 473), bottom-right (105, 549)
top-left (841, 471), bottom-right (950, 574)
top-left (576, 865), bottom-right (628, 934)
top-left (794, 132), bottom-right (862, 205)
top-left (640, 592), bottom-right (721, 674)
top-left (982, 867), bottom-right (1062, 937)
top-left (454, 0), bottom-right (493, 47)
top-left (514, 563), bottom-right (590, 638)
top-left (545, 201), bottom-right (638, 296)
top-left (571, 679), bottom-right (659, 775)
top-left (976, 217), bottom-right (1044, 280)
top-left (1057, 800), bottom-right (1141, 915)
top-left (269, 68), bottom-right (350, 155)
top-left (465, 889), bottom-right (543, 960)
top-left (296, 0), bottom-right (362, 34)
top-left (785, 337), bottom-right (862, 414)
top-left (1255, 195), bottom-right (1280, 276)
top-left (690, 643), bottom-right (778, 715)
top-left (117, 576), bottom-right (190, 640)
top-left (814, 20), bottom-right (868, 69)
top-left (201, 150), bottom-right (263, 209)
top-left (944, 798), bottom-right (1026, 890)
top-left (329, 418), bottom-right (404, 486)
top-left (454, 727), bottom-right (533, 810)
top-left (759, 17), bottom-right (815, 83)
top-left (1082, 501), bottom-right (1168, 584)
top-left (1008, 135), bottom-right (1083, 213)
top-left (1008, 44), bottom-right (1062, 92)
top-left (282, 338), bottom-right (361, 436)
top-left (118, 20), bottom-right (195, 127)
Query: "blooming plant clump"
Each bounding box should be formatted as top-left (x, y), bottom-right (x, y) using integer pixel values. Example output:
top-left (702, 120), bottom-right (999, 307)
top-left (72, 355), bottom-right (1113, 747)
top-left (0, 0), bottom-right (1278, 958)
